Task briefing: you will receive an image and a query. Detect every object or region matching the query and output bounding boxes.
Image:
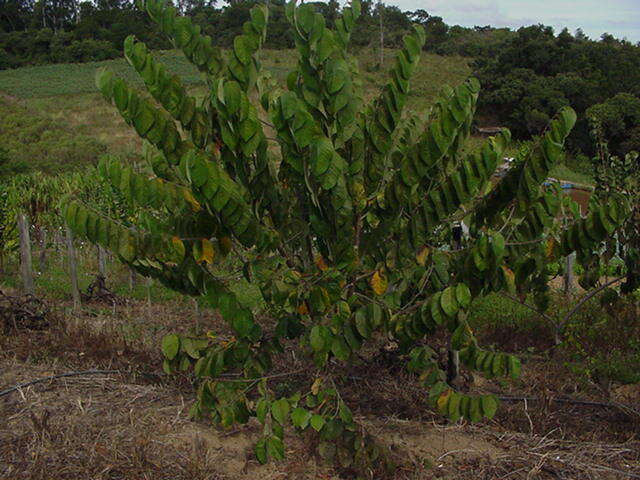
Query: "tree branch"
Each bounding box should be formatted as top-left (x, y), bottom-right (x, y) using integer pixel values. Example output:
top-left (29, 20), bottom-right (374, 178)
top-left (562, 275), bottom-right (625, 324)
top-left (500, 292), bottom-right (554, 322)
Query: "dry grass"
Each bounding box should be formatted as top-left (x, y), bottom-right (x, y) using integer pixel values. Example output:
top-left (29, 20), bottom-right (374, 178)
top-left (1, 293), bottom-right (640, 479)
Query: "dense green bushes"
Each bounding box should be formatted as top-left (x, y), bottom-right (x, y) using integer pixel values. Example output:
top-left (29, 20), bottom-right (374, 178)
top-left (587, 93), bottom-right (640, 157)
top-left (474, 25), bottom-right (640, 156)
top-left (0, 29), bottom-right (118, 68)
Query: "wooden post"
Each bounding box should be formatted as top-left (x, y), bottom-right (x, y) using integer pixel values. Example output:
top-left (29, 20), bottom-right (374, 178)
top-left (193, 297), bottom-right (200, 314)
top-left (65, 224), bottom-right (81, 310)
top-left (17, 213), bottom-right (34, 295)
top-left (193, 297), bottom-right (201, 331)
top-left (97, 245), bottom-right (107, 277)
top-left (38, 228), bottom-right (47, 272)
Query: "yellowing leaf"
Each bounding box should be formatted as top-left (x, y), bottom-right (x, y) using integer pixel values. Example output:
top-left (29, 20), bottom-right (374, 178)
top-left (182, 189), bottom-right (201, 211)
top-left (370, 270), bottom-right (388, 296)
top-left (416, 246), bottom-right (430, 266)
top-left (194, 238), bottom-right (215, 264)
top-left (314, 255), bottom-right (328, 271)
top-left (545, 237), bottom-right (556, 259)
top-left (219, 236), bottom-right (233, 255)
top-left (169, 236), bottom-right (185, 263)
top-left (297, 302), bottom-right (309, 315)
top-left (437, 389), bottom-right (452, 414)
top-left (501, 265), bottom-right (515, 293)
top-left (311, 378), bottom-right (322, 395)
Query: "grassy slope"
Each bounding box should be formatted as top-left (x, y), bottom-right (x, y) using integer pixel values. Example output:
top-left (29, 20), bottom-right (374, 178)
top-left (0, 49), bottom-right (470, 101)
top-left (0, 49), bottom-right (593, 184)
top-left (0, 49), bottom-right (471, 166)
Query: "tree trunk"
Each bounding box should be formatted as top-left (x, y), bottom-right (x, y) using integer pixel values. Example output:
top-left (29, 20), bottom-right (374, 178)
top-left (129, 267), bottom-right (137, 291)
top-left (65, 224), bottom-right (81, 310)
top-left (18, 213), bottom-right (34, 295)
top-left (447, 348), bottom-right (460, 385)
top-left (563, 252), bottom-right (575, 296)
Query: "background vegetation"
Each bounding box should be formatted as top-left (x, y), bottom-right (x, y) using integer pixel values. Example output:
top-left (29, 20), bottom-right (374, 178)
top-left (2, 0), bottom-right (639, 167)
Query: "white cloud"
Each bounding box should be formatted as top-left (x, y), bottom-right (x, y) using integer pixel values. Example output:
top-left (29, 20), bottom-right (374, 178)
top-left (386, 0), bottom-right (640, 41)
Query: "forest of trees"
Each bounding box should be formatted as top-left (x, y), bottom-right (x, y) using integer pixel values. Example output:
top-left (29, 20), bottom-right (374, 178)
top-left (1, 0), bottom-right (639, 157)
top-left (473, 25), bottom-right (640, 156)
top-left (0, 0), bottom-right (463, 65)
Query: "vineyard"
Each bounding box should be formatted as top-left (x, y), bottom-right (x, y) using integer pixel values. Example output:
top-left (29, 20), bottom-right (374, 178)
top-left (1, 1), bottom-right (639, 479)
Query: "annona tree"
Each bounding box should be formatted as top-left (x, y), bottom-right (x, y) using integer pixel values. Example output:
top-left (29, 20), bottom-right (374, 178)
top-left (62, 0), bottom-right (629, 473)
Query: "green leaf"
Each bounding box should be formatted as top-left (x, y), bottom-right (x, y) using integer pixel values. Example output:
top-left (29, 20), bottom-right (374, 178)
top-left (232, 309), bottom-right (254, 338)
top-left (266, 436), bottom-right (285, 460)
top-left (430, 293), bottom-right (445, 326)
top-left (480, 395), bottom-right (498, 419)
top-left (233, 35), bottom-right (252, 65)
top-left (222, 81), bottom-right (242, 115)
top-left (469, 397), bottom-right (483, 422)
top-left (309, 325), bottom-right (331, 352)
top-left (161, 334), bottom-right (180, 360)
top-left (312, 137), bottom-right (334, 177)
top-left (255, 437), bottom-right (268, 464)
top-left (354, 309), bottom-right (372, 338)
top-left (440, 286), bottom-right (459, 318)
top-left (271, 398), bottom-right (290, 425)
top-left (455, 284), bottom-right (472, 309)
top-left (256, 397), bottom-right (269, 423)
top-left (291, 407), bottom-right (312, 429)
top-left (448, 391), bottom-right (462, 422)
top-left (338, 402), bottom-right (353, 423)
top-left (507, 355), bottom-right (521, 379)
top-left (181, 337), bottom-right (200, 359)
top-left (162, 358), bottom-right (173, 374)
top-left (310, 414), bottom-right (325, 432)
top-left (95, 68), bottom-right (114, 97)
top-left (330, 336), bottom-right (350, 361)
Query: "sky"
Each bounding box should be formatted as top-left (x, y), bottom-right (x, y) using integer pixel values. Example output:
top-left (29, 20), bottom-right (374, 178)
top-left (388, 0), bottom-right (640, 42)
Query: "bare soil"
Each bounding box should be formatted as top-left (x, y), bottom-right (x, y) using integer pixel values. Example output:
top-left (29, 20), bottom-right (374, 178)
top-left (1, 293), bottom-right (639, 479)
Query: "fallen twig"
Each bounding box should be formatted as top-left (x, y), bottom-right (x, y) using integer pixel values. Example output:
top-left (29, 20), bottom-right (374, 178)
top-left (0, 369), bottom-right (120, 398)
top-left (499, 394), bottom-right (640, 419)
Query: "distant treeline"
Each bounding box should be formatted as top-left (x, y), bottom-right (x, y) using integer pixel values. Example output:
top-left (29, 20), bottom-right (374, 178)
top-left (473, 25), bottom-right (640, 155)
top-left (0, 0), bottom-right (533, 67)
top-left (1, 0), bottom-right (639, 157)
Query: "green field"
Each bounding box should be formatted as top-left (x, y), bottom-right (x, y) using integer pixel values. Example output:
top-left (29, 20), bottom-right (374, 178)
top-left (0, 48), bottom-right (472, 173)
top-left (0, 48), bottom-right (471, 101)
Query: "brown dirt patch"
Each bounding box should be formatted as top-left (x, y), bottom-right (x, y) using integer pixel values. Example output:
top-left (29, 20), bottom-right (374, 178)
top-left (2, 296), bottom-right (640, 479)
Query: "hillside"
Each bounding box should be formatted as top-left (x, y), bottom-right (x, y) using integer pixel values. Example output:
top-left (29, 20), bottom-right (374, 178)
top-left (0, 49), bottom-right (471, 177)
